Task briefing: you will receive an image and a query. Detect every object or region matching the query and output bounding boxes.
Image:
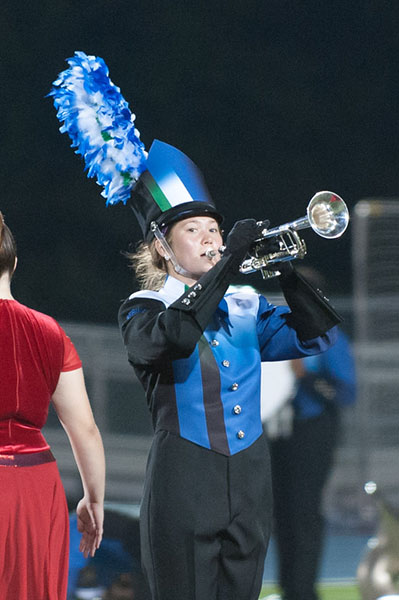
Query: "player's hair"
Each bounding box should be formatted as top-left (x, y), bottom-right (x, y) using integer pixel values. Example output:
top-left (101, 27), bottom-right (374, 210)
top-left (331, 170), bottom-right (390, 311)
top-left (0, 212), bottom-right (17, 278)
top-left (127, 237), bottom-right (169, 291)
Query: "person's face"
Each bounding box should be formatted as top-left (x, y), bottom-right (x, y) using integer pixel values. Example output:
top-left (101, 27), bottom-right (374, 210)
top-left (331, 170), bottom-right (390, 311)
top-left (160, 215), bottom-right (223, 283)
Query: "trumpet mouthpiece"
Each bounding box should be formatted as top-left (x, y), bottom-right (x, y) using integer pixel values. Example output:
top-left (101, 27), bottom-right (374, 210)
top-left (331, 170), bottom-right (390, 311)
top-left (205, 249), bottom-right (217, 258)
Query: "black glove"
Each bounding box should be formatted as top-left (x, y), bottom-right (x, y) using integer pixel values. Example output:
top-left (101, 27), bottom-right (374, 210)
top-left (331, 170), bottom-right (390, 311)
top-left (265, 258), bottom-right (295, 277)
top-left (249, 235), bottom-right (295, 277)
top-left (225, 219), bottom-right (269, 267)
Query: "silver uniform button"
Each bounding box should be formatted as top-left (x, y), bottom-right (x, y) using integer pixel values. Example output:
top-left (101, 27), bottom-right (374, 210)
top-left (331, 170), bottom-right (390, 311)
top-left (222, 360), bottom-right (230, 368)
top-left (233, 405), bottom-right (241, 414)
top-left (181, 298), bottom-right (191, 305)
top-left (188, 291), bottom-right (197, 298)
top-left (210, 339), bottom-right (219, 347)
top-left (231, 382), bottom-right (239, 391)
top-left (237, 430), bottom-right (245, 439)
top-left (193, 283), bottom-right (202, 291)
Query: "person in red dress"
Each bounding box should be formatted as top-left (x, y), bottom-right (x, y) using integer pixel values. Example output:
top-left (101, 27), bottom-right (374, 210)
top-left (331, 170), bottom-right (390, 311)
top-left (0, 212), bottom-right (106, 600)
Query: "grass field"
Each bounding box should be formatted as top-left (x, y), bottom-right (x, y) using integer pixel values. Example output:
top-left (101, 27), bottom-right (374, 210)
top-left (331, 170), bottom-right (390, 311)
top-left (259, 583), bottom-right (361, 599)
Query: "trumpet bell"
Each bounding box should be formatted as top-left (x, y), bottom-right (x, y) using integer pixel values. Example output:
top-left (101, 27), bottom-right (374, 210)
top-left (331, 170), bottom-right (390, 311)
top-left (238, 190), bottom-right (350, 278)
top-left (307, 191), bottom-right (349, 239)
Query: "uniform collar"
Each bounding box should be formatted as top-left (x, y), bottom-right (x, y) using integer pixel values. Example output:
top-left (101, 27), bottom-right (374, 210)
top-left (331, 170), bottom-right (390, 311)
top-left (161, 275), bottom-right (188, 303)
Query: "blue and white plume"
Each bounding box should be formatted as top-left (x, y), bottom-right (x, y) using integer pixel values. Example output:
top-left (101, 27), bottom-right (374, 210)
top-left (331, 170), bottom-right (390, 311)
top-left (49, 51), bottom-right (147, 206)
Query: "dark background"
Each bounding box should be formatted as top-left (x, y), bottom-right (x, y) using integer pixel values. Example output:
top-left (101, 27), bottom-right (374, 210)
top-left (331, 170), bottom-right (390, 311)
top-left (1, 1), bottom-right (398, 323)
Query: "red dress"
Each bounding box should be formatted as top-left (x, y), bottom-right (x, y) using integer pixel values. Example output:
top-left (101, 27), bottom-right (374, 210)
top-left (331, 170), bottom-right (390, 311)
top-left (0, 299), bottom-right (82, 600)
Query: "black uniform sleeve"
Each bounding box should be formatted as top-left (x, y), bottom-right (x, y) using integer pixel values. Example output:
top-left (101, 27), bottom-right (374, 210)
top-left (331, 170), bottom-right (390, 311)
top-left (119, 254), bottom-right (238, 365)
top-left (278, 267), bottom-right (342, 340)
top-left (167, 254), bottom-right (239, 329)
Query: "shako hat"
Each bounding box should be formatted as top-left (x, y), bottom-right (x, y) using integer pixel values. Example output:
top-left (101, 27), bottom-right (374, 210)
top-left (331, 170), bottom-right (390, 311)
top-left (131, 139), bottom-right (222, 240)
top-left (49, 51), bottom-right (223, 240)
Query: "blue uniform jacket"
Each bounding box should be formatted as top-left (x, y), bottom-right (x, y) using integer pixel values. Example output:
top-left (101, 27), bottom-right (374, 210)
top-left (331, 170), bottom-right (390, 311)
top-left (119, 273), bottom-right (338, 456)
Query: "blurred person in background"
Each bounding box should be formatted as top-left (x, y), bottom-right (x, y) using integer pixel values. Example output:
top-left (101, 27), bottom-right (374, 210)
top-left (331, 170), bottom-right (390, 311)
top-left (263, 266), bottom-right (356, 600)
top-left (0, 212), bottom-right (105, 600)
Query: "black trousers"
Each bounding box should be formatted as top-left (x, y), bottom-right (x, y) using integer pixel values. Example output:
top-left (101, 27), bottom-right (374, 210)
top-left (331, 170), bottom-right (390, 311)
top-left (140, 431), bottom-right (273, 600)
top-left (269, 409), bottom-right (339, 600)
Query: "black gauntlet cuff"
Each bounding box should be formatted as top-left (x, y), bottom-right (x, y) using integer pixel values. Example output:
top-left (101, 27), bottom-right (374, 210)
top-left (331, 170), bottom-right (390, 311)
top-left (279, 268), bottom-right (342, 340)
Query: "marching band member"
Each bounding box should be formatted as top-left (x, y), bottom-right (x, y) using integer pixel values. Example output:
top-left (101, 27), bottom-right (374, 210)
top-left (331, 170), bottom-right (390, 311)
top-left (50, 52), bottom-right (342, 600)
top-left (118, 140), bottom-right (342, 600)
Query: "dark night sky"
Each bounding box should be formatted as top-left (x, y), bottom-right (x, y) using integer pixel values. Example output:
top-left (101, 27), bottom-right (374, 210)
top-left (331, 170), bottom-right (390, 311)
top-left (1, 1), bottom-right (399, 323)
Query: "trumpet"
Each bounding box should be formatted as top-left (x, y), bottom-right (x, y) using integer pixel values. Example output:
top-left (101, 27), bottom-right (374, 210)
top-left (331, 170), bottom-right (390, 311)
top-left (206, 191), bottom-right (349, 279)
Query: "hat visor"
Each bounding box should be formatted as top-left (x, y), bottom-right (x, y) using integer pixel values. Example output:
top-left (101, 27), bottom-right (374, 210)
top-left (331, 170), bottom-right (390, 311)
top-left (153, 201), bottom-right (224, 233)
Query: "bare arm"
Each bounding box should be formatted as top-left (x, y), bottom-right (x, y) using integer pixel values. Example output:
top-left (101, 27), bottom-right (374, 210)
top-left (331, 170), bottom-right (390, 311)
top-left (52, 368), bottom-right (105, 558)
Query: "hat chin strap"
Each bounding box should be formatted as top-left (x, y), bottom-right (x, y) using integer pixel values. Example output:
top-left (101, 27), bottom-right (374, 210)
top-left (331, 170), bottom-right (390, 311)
top-left (150, 222), bottom-right (193, 278)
